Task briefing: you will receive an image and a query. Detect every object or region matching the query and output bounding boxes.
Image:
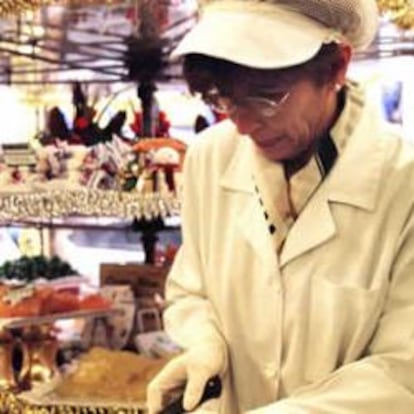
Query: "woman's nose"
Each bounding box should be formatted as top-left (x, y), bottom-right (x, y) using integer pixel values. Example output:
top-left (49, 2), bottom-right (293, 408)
top-left (229, 108), bottom-right (261, 136)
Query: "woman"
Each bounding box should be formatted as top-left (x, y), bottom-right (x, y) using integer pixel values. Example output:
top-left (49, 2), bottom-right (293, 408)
top-left (147, 1), bottom-right (414, 412)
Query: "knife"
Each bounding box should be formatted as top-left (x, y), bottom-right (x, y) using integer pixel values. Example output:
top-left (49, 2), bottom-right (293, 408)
top-left (159, 375), bottom-right (222, 414)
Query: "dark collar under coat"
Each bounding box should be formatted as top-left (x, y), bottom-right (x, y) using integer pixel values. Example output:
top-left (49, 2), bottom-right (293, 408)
top-left (219, 85), bottom-right (388, 268)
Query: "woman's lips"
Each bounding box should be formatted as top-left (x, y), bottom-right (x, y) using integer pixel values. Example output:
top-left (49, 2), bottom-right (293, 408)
top-left (253, 136), bottom-right (281, 149)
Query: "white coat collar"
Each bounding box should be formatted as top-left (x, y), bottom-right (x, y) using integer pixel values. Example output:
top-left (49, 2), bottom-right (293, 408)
top-left (219, 84), bottom-right (389, 266)
top-left (219, 125), bottom-right (256, 194)
top-left (220, 84), bottom-right (386, 212)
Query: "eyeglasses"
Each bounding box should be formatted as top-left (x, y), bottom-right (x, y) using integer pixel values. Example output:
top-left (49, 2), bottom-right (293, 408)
top-left (202, 87), bottom-right (290, 118)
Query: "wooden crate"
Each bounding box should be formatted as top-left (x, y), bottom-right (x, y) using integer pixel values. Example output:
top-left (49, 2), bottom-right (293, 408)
top-left (100, 263), bottom-right (169, 299)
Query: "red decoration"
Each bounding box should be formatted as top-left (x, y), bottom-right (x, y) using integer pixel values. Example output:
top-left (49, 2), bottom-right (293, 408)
top-left (130, 110), bottom-right (171, 137)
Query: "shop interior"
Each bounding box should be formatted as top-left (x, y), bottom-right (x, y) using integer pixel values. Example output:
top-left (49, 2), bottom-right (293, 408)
top-left (0, 0), bottom-right (413, 411)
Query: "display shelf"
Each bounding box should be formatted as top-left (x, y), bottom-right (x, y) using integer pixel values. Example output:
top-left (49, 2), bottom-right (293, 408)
top-left (0, 188), bottom-right (181, 262)
top-left (0, 307), bottom-right (122, 330)
top-left (3, 216), bottom-right (133, 227)
top-left (0, 189), bottom-right (180, 223)
top-left (2, 215), bottom-right (180, 231)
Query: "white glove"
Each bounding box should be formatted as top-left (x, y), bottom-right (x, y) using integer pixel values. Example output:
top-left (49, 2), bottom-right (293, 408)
top-left (147, 342), bottom-right (227, 414)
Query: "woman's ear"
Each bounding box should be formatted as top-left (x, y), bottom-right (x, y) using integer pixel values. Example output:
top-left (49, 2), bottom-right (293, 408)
top-left (332, 43), bottom-right (353, 89)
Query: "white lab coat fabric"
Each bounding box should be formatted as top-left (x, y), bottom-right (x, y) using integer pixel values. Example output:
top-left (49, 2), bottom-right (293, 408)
top-left (163, 93), bottom-right (414, 413)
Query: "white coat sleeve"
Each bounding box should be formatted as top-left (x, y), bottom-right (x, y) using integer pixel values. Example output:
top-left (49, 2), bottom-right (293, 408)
top-left (247, 210), bottom-right (414, 414)
top-left (163, 142), bottom-right (228, 353)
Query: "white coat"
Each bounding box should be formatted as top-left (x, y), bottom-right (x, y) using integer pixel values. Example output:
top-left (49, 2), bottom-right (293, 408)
top-left (164, 91), bottom-right (414, 413)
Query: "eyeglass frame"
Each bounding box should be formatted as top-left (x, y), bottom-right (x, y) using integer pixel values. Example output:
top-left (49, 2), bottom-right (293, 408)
top-left (201, 86), bottom-right (291, 118)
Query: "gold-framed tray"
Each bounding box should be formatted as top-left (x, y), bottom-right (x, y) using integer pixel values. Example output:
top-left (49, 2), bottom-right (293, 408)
top-left (1, 392), bottom-right (147, 414)
top-left (0, 307), bottom-right (123, 330)
top-left (17, 379), bottom-right (147, 413)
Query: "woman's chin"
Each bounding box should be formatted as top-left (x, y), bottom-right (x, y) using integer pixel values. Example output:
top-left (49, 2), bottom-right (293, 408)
top-left (258, 144), bottom-right (294, 163)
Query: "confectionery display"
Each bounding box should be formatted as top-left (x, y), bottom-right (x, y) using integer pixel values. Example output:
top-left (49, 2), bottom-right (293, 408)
top-left (0, 133), bottom-right (186, 196)
top-left (121, 137), bottom-right (187, 193)
top-left (0, 255), bottom-right (111, 318)
top-left (0, 1), bottom-right (207, 412)
top-left (0, 258), bottom-right (116, 395)
top-left (0, 3), bottom-right (191, 413)
top-left (0, 136), bottom-right (185, 222)
top-left (0, 249), bottom-right (177, 412)
top-left (0, 79), bottom-right (187, 223)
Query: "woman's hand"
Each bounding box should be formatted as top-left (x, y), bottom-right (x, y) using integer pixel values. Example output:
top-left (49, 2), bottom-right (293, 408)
top-left (147, 342), bottom-right (226, 413)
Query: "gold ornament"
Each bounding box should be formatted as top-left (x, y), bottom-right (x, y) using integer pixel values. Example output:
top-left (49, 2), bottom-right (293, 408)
top-left (0, 335), bottom-right (17, 391)
top-left (377, 0), bottom-right (408, 13)
top-left (0, 0), bottom-right (43, 17)
top-left (392, 7), bottom-right (414, 29)
top-left (0, 189), bottom-right (180, 222)
top-left (376, 0), bottom-right (414, 30)
top-left (18, 331), bottom-right (60, 390)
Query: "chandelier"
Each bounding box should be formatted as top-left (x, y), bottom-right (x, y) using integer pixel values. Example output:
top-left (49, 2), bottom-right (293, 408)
top-left (3, 1), bottom-right (414, 30)
top-left (377, 0), bottom-right (414, 30)
top-left (0, 0), bottom-right (128, 16)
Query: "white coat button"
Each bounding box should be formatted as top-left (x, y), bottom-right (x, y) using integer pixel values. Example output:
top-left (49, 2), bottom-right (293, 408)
top-left (264, 364), bottom-right (278, 378)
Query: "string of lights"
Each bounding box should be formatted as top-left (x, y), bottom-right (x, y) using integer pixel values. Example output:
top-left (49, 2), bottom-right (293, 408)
top-left (0, 0), bottom-right (128, 17)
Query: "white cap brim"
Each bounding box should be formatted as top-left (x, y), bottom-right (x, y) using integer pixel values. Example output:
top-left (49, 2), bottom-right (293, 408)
top-left (171, 2), bottom-right (342, 69)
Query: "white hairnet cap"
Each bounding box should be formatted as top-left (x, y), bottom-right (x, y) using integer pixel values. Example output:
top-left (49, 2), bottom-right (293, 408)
top-left (172, 0), bottom-right (379, 69)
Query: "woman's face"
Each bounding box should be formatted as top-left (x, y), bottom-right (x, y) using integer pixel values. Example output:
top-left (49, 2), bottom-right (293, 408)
top-left (226, 78), bottom-right (338, 163)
